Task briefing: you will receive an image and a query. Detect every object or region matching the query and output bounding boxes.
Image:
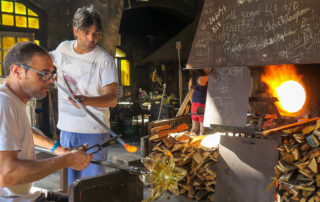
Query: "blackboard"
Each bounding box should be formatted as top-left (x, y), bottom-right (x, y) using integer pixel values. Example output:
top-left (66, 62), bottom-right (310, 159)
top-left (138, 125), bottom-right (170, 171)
top-left (186, 0), bottom-right (320, 68)
top-left (203, 66), bottom-right (251, 127)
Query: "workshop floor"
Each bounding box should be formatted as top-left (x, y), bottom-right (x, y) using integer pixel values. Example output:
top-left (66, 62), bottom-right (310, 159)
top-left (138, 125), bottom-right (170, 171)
top-left (34, 140), bottom-right (200, 202)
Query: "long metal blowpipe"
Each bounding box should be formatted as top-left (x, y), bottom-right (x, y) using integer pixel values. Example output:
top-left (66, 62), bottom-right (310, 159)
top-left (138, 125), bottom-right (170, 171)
top-left (35, 146), bottom-right (147, 175)
top-left (52, 80), bottom-right (138, 153)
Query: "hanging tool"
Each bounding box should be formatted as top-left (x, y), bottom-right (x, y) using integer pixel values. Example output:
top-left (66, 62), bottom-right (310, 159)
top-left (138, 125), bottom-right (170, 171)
top-left (48, 88), bottom-right (58, 141)
top-left (176, 41), bottom-right (183, 106)
top-left (157, 83), bottom-right (166, 120)
top-left (34, 146), bottom-right (148, 175)
top-left (53, 79), bottom-right (138, 153)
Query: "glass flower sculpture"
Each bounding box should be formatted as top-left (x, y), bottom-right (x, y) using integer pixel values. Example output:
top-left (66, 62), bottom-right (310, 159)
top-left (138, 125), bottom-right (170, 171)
top-left (139, 153), bottom-right (187, 202)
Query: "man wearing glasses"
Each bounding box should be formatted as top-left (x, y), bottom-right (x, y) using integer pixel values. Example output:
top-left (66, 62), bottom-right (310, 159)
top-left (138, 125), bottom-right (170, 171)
top-left (0, 42), bottom-right (93, 201)
top-left (51, 5), bottom-right (118, 186)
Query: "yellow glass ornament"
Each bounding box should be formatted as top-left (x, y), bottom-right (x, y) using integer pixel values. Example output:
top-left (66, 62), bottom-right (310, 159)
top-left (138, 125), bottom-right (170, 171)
top-left (140, 154), bottom-right (187, 202)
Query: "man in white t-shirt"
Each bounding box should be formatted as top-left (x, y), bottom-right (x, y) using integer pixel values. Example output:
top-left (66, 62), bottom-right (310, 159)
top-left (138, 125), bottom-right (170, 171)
top-left (50, 5), bottom-right (118, 186)
top-left (0, 42), bottom-right (93, 202)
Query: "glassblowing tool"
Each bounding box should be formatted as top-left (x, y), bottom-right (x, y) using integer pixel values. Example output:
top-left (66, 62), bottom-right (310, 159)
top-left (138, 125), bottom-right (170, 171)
top-left (74, 135), bottom-right (118, 154)
top-left (53, 79), bottom-right (138, 153)
top-left (34, 146), bottom-right (147, 175)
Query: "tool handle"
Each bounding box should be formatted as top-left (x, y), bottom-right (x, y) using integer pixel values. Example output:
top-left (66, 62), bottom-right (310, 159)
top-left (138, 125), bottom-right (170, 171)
top-left (74, 144), bottom-right (100, 154)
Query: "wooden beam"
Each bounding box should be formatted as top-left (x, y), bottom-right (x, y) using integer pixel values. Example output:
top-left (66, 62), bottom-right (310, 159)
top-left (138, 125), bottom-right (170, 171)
top-left (176, 88), bottom-right (194, 117)
top-left (262, 117), bottom-right (320, 136)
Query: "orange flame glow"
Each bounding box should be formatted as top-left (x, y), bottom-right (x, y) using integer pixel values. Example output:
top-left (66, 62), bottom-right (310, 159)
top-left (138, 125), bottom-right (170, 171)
top-left (261, 64), bottom-right (306, 116)
top-left (124, 143), bottom-right (138, 153)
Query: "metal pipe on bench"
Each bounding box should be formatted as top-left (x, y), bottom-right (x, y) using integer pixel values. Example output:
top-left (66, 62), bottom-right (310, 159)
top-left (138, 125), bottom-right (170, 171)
top-left (35, 146), bottom-right (148, 175)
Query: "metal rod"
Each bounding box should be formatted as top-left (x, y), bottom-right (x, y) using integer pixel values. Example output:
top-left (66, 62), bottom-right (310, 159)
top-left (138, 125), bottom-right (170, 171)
top-left (53, 81), bottom-right (133, 151)
top-left (90, 160), bottom-right (148, 175)
top-left (35, 146), bottom-right (148, 175)
top-left (157, 83), bottom-right (166, 120)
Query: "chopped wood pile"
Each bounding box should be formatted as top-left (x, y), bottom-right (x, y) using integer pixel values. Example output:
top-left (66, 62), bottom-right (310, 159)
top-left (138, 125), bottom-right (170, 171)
top-left (148, 128), bottom-right (219, 201)
top-left (269, 118), bottom-right (320, 201)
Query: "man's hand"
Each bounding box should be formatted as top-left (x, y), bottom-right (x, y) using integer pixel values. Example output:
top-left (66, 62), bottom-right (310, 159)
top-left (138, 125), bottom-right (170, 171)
top-left (68, 95), bottom-right (87, 109)
top-left (54, 146), bottom-right (72, 155)
top-left (66, 82), bottom-right (118, 108)
top-left (69, 144), bottom-right (93, 171)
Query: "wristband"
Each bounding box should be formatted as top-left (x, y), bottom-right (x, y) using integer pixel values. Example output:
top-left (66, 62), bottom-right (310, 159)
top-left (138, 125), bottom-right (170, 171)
top-left (51, 140), bottom-right (60, 152)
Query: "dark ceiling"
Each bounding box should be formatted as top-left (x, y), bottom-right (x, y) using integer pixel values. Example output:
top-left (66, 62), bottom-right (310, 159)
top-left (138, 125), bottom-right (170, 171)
top-left (119, 0), bottom-right (202, 63)
top-left (120, 7), bottom-right (189, 40)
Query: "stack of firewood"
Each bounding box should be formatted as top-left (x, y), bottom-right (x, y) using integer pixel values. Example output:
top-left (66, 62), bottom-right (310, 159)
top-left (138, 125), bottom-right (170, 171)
top-left (269, 118), bottom-right (320, 201)
top-left (148, 126), bottom-right (219, 201)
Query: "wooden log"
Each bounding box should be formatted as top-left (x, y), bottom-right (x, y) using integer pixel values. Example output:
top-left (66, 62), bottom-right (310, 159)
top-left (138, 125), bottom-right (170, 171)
top-left (205, 186), bottom-right (215, 192)
top-left (192, 152), bottom-right (203, 164)
top-left (187, 186), bottom-right (195, 198)
top-left (179, 188), bottom-right (187, 195)
top-left (208, 193), bottom-right (215, 202)
top-left (205, 175), bottom-right (215, 181)
top-left (316, 175), bottom-right (320, 187)
top-left (158, 123), bottom-right (189, 138)
top-left (279, 171), bottom-right (294, 182)
top-left (195, 190), bottom-right (209, 201)
top-left (183, 184), bottom-right (192, 192)
top-left (192, 177), bottom-right (203, 186)
top-left (206, 162), bottom-right (217, 175)
top-left (162, 137), bottom-right (175, 149)
top-left (147, 134), bottom-right (219, 201)
top-left (171, 143), bottom-right (187, 152)
top-left (205, 181), bottom-right (215, 187)
top-left (299, 168), bottom-right (315, 178)
top-left (282, 126), bottom-right (304, 134)
top-left (176, 152), bottom-right (194, 166)
top-left (278, 160), bottom-right (297, 173)
top-left (302, 125), bottom-right (316, 135)
top-left (196, 173), bottom-right (205, 181)
top-left (177, 156), bottom-right (192, 167)
top-left (176, 134), bottom-right (191, 142)
top-left (151, 124), bottom-right (172, 135)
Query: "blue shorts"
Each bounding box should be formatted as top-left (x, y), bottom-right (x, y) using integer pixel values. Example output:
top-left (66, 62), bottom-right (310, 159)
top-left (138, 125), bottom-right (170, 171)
top-left (60, 130), bottom-right (110, 187)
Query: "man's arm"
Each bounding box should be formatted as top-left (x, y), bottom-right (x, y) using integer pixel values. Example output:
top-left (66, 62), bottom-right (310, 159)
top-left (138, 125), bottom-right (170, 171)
top-left (0, 149), bottom-right (92, 187)
top-left (32, 128), bottom-right (70, 155)
top-left (70, 82), bottom-right (118, 108)
top-left (197, 75), bottom-right (208, 86)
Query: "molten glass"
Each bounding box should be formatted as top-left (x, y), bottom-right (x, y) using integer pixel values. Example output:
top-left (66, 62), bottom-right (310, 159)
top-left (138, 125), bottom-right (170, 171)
top-left (124, 143), bottom-right (138, 153)
top-left (261, 64), bottom-right (306, 115)
top-left (140, 154), bottom-right (187, 202)
top-left (276, 80), bottom-right (306, 113)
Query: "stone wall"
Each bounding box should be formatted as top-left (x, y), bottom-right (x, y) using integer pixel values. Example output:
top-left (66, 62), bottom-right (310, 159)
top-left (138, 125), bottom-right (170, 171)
top-left (30, 0), bottom-right (124, 56)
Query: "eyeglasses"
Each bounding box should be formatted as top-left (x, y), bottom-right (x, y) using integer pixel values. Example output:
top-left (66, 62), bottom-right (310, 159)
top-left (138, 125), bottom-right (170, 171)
top-left (18, 64), bottom-right (56, 82)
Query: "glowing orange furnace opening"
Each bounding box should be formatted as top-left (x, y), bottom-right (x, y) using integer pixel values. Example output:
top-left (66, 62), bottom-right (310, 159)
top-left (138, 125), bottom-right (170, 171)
top-left (261, 64), bottom-right (306, 115)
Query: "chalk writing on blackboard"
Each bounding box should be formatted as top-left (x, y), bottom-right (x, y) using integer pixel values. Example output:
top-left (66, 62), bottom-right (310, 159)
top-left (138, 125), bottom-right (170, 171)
top-left (187, 0), bottom-right (320, 68)
top-left (204, 66), bottom-right (251, 127)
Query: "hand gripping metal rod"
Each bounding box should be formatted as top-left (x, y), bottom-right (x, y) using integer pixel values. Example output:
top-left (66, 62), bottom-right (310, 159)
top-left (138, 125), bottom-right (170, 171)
top-left (53, 81), bottom-right (137, 153)
top-left (35, 146), bottom-right (147, 175)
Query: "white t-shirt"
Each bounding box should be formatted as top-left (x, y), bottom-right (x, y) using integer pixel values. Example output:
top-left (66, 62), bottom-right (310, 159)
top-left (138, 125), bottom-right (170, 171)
top-left (51, 40), bottom-right (118, 133)
top-left (0, 84), bottom-right (41, 202)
